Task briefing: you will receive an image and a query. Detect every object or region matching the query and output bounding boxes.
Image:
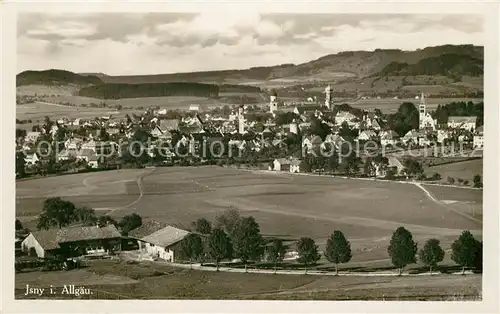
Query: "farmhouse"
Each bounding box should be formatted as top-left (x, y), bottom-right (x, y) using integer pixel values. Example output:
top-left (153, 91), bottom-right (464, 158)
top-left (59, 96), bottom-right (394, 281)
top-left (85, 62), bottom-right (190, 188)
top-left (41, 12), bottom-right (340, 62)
top-left (128, 221), bottom-right (190, 262)
top-left (357, 130), bottom-right (377, 141)
top-left (335, 111), bottom-right (357, 126)
top-left (21, 225), bottom-right (122, 258)
top-left (273, 158), bottom-right (302, 173)
top-left (76, 149), bottom-right (99, 168)
top-left (473, 125), bottom-right (484, 148)
top-left (447, 116), bottom-right (477, 132)
top-left (380, 130), bottom-right (399, 147)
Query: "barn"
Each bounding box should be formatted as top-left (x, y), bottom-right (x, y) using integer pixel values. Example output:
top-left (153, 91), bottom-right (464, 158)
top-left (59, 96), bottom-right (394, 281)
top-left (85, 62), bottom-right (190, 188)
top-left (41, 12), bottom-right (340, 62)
top-left (21, 225), bottom-right (122, 258)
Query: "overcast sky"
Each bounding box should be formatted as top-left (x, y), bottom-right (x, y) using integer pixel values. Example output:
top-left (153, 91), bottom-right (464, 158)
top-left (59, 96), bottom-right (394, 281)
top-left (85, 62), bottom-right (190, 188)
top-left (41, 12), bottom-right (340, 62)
top-left (17, 12), bottom-right (483, 76)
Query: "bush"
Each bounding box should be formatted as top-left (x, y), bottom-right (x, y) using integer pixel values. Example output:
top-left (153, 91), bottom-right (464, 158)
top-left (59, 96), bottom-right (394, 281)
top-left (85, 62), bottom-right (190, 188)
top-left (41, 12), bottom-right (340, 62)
top-left (447, 176), bottom-right (455, 184)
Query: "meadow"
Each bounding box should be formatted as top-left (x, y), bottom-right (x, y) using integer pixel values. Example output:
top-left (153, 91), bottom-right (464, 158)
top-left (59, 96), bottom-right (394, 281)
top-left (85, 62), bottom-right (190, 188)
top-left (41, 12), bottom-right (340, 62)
top-left (15, 258), bottom-right (481, 300)
top-left (16, 166), bottom-right (482, 265)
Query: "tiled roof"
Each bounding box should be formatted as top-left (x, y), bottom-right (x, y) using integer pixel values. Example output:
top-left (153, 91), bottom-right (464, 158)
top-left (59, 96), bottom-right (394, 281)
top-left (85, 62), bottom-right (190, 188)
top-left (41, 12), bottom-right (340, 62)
top-left (30, 225), bottom-right (121, 250)
top-left (159, 119), bottom-right (180, 131)
top-left (448, 116), bottom-right (477, 123)
top-left (139, 225), bottom-right (190, 248)
top-left (128, 220), bottom-right (168, 239)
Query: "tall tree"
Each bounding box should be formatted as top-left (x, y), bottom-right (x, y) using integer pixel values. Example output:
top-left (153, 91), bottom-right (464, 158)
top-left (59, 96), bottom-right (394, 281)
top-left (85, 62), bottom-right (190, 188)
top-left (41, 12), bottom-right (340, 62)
top-left (119, 213), bottom-right (142, 235)
top-left (232, 216), bottom-right (264, 272)
top-left (37, 197), bottom-right (77, 230)
top-left (451, 230), bottom-right (481, 275)
top-left (214, 207), bottom-right (241, 240)
top-left (16, 151), bottom-right (26, 178)
top-left (473, 174), bottom-right (483, 188)
top-left (181, 233), bottom-right (204, 269)
top-left (192, 218), bottom-right (212, 235)
top-left (296, 237), bottom-right (321, 274)
top-left (15, 219), bottom-right (24, 231)
top-left (387, 227), bottom-right (418, 275)
top-left (419, 238), bottom-right (445, 275)
top-left (208, 228), bottom-right (233, 271)
top-left (267, 239), bottom-right (287, 274)
top-left (324, 230), bottom-right (352, 275)
top-left (74, 206), bottom-right (98, 226)
top-left (98, 215), bottom-right (117, 227)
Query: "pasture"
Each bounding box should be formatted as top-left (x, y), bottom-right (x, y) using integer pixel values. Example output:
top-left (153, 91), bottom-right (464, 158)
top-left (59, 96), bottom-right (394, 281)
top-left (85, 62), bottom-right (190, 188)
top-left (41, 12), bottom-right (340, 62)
top-left (425, 158), bottom-right (483, 185)
top-left (15, 259), bottom-right (481, 300)
top-left (16, 102), bottom-right (141, 122)
top-left (344, 97), bottom-right (483, 112)
top-left (16, 166), bottom-right (482, 265)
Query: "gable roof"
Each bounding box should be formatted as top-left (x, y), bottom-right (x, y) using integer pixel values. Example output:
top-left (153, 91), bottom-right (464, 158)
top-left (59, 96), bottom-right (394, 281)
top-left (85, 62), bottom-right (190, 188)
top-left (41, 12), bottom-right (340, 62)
top-left (128, 220), bottom-right (169, 239)
top-left (448, 116), bottom-right (477, 124)
top-left (139, 225), bottom-right (190, 248)
top-left (30, 225), bottom-right (121, 250)
top-left (159, 119), bottom-right (180, 131)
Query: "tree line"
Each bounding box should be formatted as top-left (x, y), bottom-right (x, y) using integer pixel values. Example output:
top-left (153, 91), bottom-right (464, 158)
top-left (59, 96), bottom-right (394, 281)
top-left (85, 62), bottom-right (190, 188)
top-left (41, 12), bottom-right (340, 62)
top-left (33, 197), bottom-right (143, 236)
top-left (182, 209), bottom-right (482, 275)
top-left (77, 82), bottom-right (220, 99)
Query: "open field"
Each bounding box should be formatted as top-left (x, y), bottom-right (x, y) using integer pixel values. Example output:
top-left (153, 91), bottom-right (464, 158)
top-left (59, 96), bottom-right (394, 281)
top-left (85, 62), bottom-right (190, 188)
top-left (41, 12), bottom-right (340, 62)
top-left (17, 166), bottom-right (482, 265)
top-left (425, 158), bottom-right (483, 185)
top-left (343, 97), bottom-right (483, 112)
top-left (15, 259), bottom-right (481, 300)
top-left (17, 84), bottom-right (80, 96)
top-left (16, 102), bottom-right (142, 122)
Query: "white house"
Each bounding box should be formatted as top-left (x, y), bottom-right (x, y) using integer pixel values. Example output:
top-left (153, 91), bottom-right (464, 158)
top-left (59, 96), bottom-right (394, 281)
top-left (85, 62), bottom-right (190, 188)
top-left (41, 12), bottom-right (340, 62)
top-left (437, 130), bottom-right (450, 144)
top-left (335, 111), bottom-right (357, 126)
top-left (357, 130), bottom-right (377, 141)
top-left (447, 116), bottom-right (477, 132)
top-left (273, 158), bottom-right (302, 173)
top-left (128, 221), bottom-right (190, 262)
top-left (473, 125), bottom-right (484, 148)
top-left (380, 131), bottom-right (399, 147)
top-left (403, 130), bottom-right (425, 146)
top-left (189, 104), bottom-right (200, 112)
top-left (76, 149), bottom-right (99, 168)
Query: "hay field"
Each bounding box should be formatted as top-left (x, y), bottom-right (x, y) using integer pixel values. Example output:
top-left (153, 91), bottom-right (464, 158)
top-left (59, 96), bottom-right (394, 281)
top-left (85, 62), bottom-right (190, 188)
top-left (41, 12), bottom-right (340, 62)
top-left (425, 159), bottom-right (483, 185)
top-left (16, 166), bottom-right (482, 264)
top-left (15, 102), bottom-right (135, 121)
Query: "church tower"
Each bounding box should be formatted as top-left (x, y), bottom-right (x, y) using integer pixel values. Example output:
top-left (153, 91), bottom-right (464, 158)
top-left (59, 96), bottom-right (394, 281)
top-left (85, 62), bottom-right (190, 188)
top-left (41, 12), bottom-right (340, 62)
top-left (238, 105), bottom-right (245, 134)
top-left (324, 85), bottom-right (333, 110)
top-left (269, 90), bottom-right (278, 114)
top-left (419, 92), bottom-right (427, 129)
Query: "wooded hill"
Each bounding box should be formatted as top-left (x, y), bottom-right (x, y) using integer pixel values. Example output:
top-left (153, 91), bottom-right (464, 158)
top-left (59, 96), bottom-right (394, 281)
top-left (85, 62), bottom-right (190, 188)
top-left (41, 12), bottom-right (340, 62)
top-left (77, 82), bottom-right (220, 99)
top-left (17, 69), bottom-right (103, 86)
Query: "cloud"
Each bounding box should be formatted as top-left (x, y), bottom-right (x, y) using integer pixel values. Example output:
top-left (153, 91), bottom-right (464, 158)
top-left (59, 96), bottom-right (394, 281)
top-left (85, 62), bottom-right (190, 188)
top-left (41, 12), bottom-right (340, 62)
top-left (17, 12), bottom-right (484, 75)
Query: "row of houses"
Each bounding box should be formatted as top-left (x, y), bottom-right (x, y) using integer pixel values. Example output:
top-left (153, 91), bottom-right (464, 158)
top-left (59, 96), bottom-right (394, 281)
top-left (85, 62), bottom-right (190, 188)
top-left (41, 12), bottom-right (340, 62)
top-left (20, 221), bottom-right (192, 263)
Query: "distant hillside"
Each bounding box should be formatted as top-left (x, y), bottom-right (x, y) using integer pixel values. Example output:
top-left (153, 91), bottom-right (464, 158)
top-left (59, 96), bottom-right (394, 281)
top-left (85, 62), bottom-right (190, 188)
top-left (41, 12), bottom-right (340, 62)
top-left (17, 69), bottom-right (103, 86)
top-left (377, 53), bottom-right (483, 77)
top-left (95, 45), bottom-right (483, 84)
top-left (77, 82), bottom-right (219, 99)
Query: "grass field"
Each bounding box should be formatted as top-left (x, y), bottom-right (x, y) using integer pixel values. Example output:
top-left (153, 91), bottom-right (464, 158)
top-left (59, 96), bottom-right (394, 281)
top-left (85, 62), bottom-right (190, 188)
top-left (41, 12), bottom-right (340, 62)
top-left (344, 97), bottom-right (483, 112)
top-left (425, 159), bottom-right (483, 185)
top-left (15, 259), bottom-right (481, 300)
top-left (16, 102), bottom-right (143, 122)
top-left (16, 166), bottom-right (482, 265)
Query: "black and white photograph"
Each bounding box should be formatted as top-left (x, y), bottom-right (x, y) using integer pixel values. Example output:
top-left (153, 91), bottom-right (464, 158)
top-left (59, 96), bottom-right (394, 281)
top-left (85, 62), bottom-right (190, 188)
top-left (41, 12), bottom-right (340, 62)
top-left (2, 1), bottom-right (499, 312)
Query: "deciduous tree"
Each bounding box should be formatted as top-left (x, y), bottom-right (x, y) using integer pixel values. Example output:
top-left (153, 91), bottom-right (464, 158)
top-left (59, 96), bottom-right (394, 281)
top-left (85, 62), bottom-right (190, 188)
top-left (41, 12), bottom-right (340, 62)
top-left (37, 197), bottom-right (77, 230)
top-left (208, 228), bottom-right (233, 271)
top-left (192, 218), bottom-right (212, 235)
top-left (451, 230), bottom-right (481, 275)
top-left (419, 238), bottom-right (445, 274)
top-left (325, 230), bottom-right (352, 275)
top-left (232, 216), bottom-right (264, 272)
top-left (296, 237), bottom-right (321, 274)
top-left (267, 239), bottom-right (287, 273)
top-left (387, 227), bottom-right (418, 275)
top-left (181, 233), bottom-right (204, 269)
top-left (119, 213), bottom-right (142, 235)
